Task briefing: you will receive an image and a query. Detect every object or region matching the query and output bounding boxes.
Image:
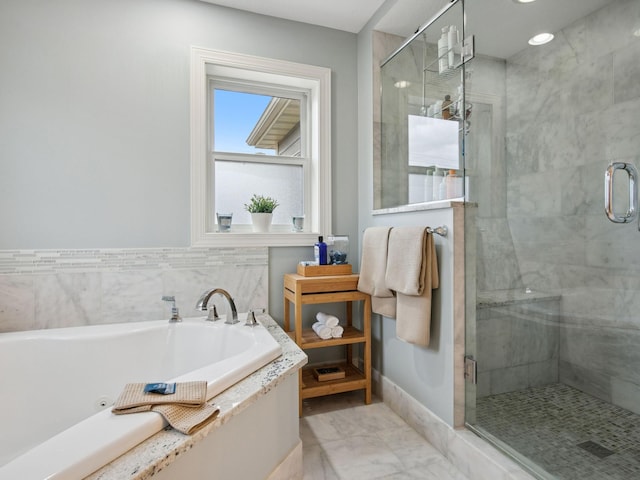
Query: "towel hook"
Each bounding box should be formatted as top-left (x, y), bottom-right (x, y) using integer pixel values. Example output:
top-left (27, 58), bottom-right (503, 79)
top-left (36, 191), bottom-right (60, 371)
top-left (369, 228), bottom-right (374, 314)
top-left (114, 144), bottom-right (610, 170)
top-left (427, 226), bottom-right (448, 237)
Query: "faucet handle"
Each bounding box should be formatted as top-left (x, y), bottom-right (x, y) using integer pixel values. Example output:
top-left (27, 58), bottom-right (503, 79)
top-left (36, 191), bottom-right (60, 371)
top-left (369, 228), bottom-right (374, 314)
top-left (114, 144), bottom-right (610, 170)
top-left (162, 296), bottom-right (182, 323)
top-left (245, 308), bottom-right (265, 327)
top-left (206, 304), bottom-right (220, 321)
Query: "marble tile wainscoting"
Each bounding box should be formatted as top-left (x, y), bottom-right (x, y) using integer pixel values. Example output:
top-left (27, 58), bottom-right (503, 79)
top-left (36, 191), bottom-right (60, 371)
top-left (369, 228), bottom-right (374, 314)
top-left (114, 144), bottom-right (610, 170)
top-left (0, 247), bottom-right (268, 333)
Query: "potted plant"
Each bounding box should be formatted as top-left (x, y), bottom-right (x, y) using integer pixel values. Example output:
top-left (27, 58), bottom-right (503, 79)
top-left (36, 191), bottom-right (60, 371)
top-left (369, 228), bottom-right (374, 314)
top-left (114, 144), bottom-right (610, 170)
top-left (244, 194), bottom-right (279, 232)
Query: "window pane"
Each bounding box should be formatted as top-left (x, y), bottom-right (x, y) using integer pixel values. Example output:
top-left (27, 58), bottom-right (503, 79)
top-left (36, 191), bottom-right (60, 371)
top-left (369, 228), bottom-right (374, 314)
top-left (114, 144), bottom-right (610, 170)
top-left (214, 89), bottom-right (301, 157)
top-left (214, 161), bottom-right (303, 225)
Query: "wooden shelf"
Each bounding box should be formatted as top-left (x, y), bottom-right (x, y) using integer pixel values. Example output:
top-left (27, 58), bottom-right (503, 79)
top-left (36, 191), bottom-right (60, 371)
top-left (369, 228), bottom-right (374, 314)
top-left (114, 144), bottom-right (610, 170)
top-left (301, 363), bottom-right (367, 399)
top-left (287, 326), bottom-right (366, 349)
top-left (283, 272), bottom-right (371, 416)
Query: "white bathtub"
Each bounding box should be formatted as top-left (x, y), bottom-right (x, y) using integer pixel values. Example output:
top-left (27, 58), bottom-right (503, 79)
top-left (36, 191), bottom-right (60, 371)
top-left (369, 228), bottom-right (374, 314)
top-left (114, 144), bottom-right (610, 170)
top-left (0, 315), bottom-right (283, 480)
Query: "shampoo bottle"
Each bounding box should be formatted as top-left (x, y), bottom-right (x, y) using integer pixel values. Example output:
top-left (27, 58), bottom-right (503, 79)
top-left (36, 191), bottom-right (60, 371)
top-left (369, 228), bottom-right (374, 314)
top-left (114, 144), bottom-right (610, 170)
top-left (432, 168), bottom-right (443, 201)
top-left (445, 170), bottom-right (456, 198)
top-left (438, 27), bottom-right (449, 74)
top-left (425, 167), bottom-right (434, 202)
top-left (434, 100), bottom-right (443, 119)
top-left (314, 236), bottom-right (328, 265)
top-left (442, 95), bottom-right (452, 120)
top-left (448, 25), bottom-right (459, 68)
top-left (438, 171), bottom-right (447, 200)
top-left (456, 85), bottom-right (464, 119)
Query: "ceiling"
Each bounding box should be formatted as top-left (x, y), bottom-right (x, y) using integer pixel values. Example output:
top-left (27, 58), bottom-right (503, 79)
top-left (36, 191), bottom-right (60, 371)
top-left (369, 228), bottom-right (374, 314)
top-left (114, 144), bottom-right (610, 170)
top-left (201, 0), bottom-right (617, 59)
top-left (198, 0), bottom-right (386, 34)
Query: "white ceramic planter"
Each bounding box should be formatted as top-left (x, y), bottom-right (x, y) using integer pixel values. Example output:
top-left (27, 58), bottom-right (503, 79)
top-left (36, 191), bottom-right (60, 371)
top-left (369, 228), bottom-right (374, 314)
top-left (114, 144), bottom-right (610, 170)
top-left (251, 213), bottom-right (273, 232)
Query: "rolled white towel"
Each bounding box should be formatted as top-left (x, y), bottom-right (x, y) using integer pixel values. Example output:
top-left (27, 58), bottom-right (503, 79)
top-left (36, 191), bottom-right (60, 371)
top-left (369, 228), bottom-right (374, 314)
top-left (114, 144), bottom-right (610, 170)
top-left (315, 312), bottom-right (339, 328)
top-left (331, 325), bottom-right (344, 338)
top-left (312, 321), bottom-right (332, 340)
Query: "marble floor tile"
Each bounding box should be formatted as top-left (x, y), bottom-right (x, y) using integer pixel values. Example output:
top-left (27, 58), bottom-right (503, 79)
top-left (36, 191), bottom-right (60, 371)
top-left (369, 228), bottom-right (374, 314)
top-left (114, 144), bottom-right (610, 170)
top-left (301, 392), bottom-right (469, 480)
top-left (302, 443), bottom-right (339, 480)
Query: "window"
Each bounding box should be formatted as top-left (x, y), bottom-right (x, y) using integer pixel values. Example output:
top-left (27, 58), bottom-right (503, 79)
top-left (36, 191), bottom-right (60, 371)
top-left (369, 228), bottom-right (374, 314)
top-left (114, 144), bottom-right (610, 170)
top-left (212, 87), bottom-right (305, 227)
top-left (190, 47), bottom-right (331, 247)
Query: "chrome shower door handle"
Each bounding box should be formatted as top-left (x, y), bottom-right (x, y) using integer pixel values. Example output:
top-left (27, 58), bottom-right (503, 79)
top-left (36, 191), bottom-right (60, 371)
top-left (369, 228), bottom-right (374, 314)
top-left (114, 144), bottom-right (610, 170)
top-left (605, 162), bottom-right (638, 223)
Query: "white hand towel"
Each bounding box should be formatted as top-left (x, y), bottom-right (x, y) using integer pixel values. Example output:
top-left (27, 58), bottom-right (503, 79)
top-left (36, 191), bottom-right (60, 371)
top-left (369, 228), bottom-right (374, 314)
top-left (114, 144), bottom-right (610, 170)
top-left (316, 312), bottom-right (339, 328)
top-left (312, 321), bottom-right (332, 340)
top-left (331, 325), bottom-right (344, 338)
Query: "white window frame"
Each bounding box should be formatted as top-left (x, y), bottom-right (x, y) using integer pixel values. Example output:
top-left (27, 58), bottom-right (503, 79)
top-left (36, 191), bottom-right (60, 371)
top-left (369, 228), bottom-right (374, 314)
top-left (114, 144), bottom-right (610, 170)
top-left (190, 47), bottom-right (331, 247)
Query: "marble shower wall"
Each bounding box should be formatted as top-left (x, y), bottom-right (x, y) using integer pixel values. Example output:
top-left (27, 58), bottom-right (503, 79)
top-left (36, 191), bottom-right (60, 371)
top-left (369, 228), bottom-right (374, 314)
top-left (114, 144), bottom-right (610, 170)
top-left (0, 247), bottom-right (268, 333)
top-left (505, 0), bottom-right (640, 411)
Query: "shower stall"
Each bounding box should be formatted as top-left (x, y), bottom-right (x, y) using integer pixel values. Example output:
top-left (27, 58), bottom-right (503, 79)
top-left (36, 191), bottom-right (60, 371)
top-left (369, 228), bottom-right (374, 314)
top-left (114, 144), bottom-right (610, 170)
top-left (380, 0), bottom-right (640, 478)
top-left (464, 0), bottom-right (640, 478)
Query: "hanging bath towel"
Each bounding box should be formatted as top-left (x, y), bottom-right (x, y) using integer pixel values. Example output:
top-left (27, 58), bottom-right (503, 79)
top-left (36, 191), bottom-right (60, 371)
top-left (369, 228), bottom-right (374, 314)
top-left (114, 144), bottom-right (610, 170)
top-left (357, 226), bottom-right (396, 318)
top-left (385, 226), bottom-right (439, 346)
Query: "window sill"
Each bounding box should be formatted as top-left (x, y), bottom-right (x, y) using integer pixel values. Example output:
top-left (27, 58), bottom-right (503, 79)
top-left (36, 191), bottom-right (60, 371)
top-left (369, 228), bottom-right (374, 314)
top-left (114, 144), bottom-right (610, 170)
top-left (192, 231), bottom-right (320, 248)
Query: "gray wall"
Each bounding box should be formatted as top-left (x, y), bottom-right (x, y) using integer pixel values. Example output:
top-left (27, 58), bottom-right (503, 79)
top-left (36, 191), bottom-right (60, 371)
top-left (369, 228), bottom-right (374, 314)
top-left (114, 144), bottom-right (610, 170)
top-left (0, 0), bottom-right (358, 250)
top-left (357, 8), bottom-right (462, 426)
top-left (0, 0), bottom-right (359, 332)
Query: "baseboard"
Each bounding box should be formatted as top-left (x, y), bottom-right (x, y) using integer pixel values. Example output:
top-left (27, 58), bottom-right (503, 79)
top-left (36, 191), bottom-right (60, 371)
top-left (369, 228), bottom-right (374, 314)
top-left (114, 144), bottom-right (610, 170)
top-left (267, 440), bottom-right (303, 480)
top-left (375, 370), bottom-right (536, 480)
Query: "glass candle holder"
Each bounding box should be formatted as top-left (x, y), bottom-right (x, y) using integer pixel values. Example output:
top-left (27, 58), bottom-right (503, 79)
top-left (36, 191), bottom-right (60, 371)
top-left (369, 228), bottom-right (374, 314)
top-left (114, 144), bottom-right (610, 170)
top-left (327, 235), bottom-right (349, 264)
top-left (216, 213), bottom-right (233, 232)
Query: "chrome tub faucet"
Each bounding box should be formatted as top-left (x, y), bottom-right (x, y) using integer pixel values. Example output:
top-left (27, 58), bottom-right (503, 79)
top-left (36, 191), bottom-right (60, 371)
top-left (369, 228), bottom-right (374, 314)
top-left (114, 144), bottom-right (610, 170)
top-left (196, 288), bottom-right (239, 324)
top-left (162, 296), bottom-right (182, 323)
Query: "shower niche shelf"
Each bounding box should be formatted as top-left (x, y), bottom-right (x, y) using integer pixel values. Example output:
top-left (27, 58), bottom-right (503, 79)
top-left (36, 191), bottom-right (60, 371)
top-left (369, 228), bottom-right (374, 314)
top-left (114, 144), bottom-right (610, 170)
top-left (423, 35), bottom-right (475, 78)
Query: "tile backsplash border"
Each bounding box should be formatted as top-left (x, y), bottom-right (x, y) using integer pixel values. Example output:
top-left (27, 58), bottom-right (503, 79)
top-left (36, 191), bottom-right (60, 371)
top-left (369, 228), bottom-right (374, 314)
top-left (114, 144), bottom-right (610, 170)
top-left (0, 246), bottom-right (269, 333)
top-left (0, 247), bottom-right (267, 275)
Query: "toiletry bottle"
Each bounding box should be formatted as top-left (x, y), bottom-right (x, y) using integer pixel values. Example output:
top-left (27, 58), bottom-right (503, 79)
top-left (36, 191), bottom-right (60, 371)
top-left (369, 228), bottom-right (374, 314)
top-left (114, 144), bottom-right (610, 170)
top-left (438, 27), bottom-right (449, 74)
top-left (453, 171), bottom-right (464, 198)
top-left (434, 100), bottom-right (443, 119)
top-left (314, 236), bottom-right (328, 265)
top-left (442, 95), bottom-right (452, 120)
top-left (432, 168), bottom-right (443, 201)
top-left (448, 25), bottom-right (459, 68)
top-left (445, 170), bottom-right (456, 198)
top-left (438, 171), bottom-right (447, 200)
top-left (427, 104), bottom-right (434, 118)
top-left (456, 84), bottom-right (463, 119)
top-left (425, 167), bottom-right (434, 202)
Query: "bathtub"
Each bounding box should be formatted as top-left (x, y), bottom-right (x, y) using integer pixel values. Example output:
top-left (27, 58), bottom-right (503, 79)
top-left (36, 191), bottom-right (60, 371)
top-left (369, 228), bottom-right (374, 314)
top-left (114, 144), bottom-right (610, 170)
top-left (0, 315), bottom-right (285, 480)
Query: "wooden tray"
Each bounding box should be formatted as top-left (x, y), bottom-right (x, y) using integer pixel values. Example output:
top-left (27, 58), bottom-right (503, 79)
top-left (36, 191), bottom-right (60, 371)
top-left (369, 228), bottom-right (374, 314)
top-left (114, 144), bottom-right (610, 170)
top-left (297, 263), bottom-right (352, 276)
top-left (312, 365), bottom-right (346, 382)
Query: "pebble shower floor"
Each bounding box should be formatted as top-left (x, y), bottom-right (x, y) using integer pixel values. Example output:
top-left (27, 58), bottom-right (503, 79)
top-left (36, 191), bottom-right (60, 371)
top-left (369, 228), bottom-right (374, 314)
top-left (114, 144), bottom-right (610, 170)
top-left (476, 383), bottom-right (640, 480)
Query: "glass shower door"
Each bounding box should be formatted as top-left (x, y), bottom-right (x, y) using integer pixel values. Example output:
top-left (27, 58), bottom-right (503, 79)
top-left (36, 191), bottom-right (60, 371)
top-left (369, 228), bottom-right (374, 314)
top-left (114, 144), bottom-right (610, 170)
top-left (464, 0), bottom-right (640, 479)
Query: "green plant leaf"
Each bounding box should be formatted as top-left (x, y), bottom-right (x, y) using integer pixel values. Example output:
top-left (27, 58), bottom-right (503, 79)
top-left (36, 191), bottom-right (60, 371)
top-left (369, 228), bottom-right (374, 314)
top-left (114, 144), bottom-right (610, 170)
top-left (244, 194), bottom-right (280, 213)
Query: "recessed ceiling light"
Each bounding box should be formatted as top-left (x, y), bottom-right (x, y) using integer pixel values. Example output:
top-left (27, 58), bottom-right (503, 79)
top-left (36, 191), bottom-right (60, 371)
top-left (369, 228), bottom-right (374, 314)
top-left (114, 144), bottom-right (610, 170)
top-left (394, 80), bottom-right (411, 89)
top-left (634, 28), bottom-right (640, 37)
top-left (513, 0), bottom-right (536, 3)
top-left (528, 33), bottom-right (554, 46)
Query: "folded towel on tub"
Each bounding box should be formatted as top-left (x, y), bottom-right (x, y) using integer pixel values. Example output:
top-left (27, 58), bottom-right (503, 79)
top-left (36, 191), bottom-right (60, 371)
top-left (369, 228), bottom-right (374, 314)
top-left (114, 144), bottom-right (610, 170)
top-left (357, 226), bottom-right (396, 318)
top-left (112, 381), bottom-right (220, 435)
top-left (385, 226), bottom-right (439, 347)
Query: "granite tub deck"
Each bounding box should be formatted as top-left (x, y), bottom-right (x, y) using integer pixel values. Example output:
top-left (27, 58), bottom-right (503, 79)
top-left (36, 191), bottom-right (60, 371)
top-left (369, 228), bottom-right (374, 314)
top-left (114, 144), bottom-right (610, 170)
top-left (86, 314), bottom-right (307, 480)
